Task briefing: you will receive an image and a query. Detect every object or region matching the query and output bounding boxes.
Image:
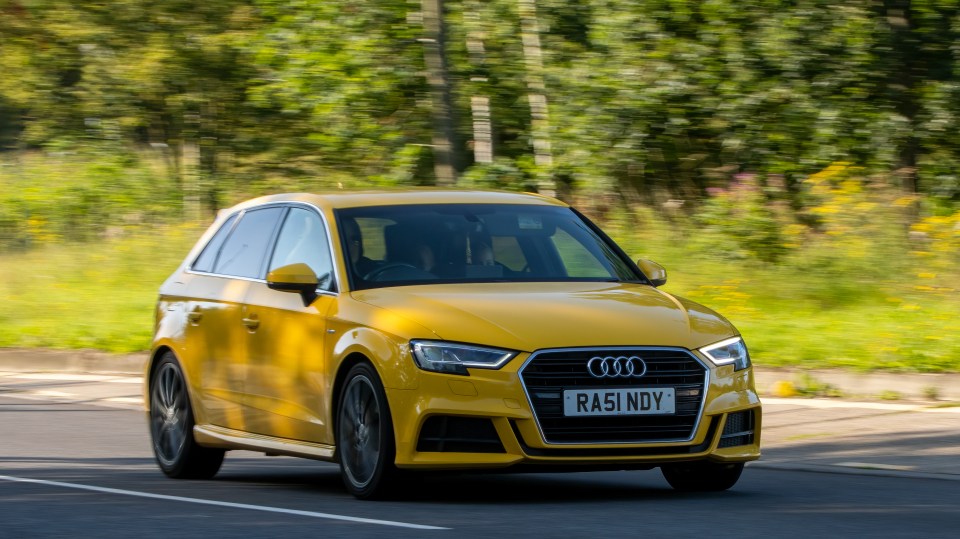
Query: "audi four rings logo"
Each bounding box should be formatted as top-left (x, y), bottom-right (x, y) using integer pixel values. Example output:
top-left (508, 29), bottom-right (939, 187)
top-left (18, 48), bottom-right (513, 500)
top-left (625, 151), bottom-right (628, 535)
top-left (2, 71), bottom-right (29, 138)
top-left (586, 356), bottom-right (647, 378)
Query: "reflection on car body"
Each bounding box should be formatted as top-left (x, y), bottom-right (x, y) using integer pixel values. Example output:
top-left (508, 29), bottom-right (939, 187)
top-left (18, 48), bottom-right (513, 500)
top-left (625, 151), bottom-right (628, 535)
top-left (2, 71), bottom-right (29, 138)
top-left (147, 190), bottom-right (761, 499)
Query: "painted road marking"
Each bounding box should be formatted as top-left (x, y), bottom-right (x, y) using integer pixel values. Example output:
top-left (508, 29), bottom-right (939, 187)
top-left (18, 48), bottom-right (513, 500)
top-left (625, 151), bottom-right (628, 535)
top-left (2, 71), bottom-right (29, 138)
top-left (102, 397), bottom-right (143, 404)
top-left (923, 406), bottom-right (960, 414)
top-left (836, 462), bottom-right (915, 472)
top-left (11, 373), bottom-right (119, 382)
top-left (764, 397), bottom-right (960, 414)
top-left (1, 392), bottom-right (135, 406)
top-left (33, 390), bottom-right (77, 398)
top-left (764, 398), bottom-right (919, 411)
top-left (0, 475), bottom-right (449, 530)
top-left (4, 373), bottom-right (142, 385)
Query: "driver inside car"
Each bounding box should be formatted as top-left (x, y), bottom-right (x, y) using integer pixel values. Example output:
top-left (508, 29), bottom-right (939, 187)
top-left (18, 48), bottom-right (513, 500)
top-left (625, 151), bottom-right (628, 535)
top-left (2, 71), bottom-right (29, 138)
top-left (342, 217), bottom-right (379, 278)
top-left (415, 242), bottom-right (436, 273)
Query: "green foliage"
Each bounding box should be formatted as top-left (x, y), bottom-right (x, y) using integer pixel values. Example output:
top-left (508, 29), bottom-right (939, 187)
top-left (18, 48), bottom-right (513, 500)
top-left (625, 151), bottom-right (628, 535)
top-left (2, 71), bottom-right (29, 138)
top-left (693, 175), bottom-right (787, 263)
top-left (0, 148), bottom-right (181, 250)
top-left (1, 0), bottom-right (960, 372)
top-left (1, 187), bottom-right (957, 373)
top-left (611, 213), bottom-right (960, 372)
top-left (246, 0), bottom-right (430, 179)
top-left (460, 158), bottom-right (534, 191)
top-left (878, 390), bottom-right (902, 401)
top-left (4, 0), bottom-right (960, 205)
top-left (0, 224), bottom-right (201, 353)
top-left (793, 373), bottom-right (843, 399)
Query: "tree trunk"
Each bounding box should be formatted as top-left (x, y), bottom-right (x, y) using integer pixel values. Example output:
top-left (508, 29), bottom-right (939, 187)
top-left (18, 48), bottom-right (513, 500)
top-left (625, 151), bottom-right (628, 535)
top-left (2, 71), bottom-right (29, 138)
top-left (181, 138), bottom-right (201, 222)
top-left (885, 0), bottom-right (919, 195)
top-left (182, 110), bottom-right (201, 222)
top-left (517, 0), bottom-right (554, 196)
top-left (421, 0), bottom-right (457, 186)
top-left (465, 3), bottom-right (492, 164)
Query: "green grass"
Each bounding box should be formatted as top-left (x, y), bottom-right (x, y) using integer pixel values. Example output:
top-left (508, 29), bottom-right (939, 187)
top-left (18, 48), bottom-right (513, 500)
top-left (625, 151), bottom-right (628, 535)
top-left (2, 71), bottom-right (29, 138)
top-left (608, 211), bottom-right (960, 373)
top-left (0, 225), bottom-right (201, 353)
top-left (660, 266), bottom-right (960, 372)
top-left (0, 215), bottom-right (957, 372)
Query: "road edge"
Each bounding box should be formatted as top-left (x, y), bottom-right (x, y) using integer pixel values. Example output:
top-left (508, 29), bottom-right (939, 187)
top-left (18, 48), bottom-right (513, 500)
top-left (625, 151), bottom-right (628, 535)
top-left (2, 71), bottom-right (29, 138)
top-left (2, 348), bottom-right (959, 401)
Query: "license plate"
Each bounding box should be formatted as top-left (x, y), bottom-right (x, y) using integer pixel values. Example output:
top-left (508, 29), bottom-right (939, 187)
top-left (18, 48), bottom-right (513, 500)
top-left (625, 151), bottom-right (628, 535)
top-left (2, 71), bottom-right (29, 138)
top-left (563, 388), bottom-right (675, 417)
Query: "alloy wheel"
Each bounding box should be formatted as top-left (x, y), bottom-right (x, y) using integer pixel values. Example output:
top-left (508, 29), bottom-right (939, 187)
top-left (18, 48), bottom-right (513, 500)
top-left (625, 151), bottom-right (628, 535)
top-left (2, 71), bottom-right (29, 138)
top-left (151, 362), bottom-right (188, 467)
top-left (339, 374), bottom-right (382, 488)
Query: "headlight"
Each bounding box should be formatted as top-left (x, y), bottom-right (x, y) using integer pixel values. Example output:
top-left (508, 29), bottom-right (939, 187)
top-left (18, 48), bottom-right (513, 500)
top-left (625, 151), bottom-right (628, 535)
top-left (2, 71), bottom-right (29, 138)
top-left (700, 337), bottom-right (751, 371)
top-left (410, 340), bottom-right (517, 375)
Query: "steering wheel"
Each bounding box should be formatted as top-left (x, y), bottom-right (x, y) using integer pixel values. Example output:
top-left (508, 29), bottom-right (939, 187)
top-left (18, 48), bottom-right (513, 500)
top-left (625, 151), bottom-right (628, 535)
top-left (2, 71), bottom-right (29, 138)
top-left (363, 262), bottom-right (420, 281)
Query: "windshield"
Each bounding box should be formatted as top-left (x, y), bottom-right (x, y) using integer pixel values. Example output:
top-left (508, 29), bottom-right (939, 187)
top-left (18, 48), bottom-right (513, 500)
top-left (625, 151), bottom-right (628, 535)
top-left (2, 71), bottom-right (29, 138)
top-left (337, 204), bottom-right (642, 290)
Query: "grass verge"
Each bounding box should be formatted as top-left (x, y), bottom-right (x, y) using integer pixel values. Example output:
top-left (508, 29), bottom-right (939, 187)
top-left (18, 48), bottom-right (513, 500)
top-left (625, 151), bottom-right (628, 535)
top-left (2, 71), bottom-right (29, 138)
top-left (0, 225), bottom-right (200, 353)
top-left (0, 219), bottom-right (957, 371)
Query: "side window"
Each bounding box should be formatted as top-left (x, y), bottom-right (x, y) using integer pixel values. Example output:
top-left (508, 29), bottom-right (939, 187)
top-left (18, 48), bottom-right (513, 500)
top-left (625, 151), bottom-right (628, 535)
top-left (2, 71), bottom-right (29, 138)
top-left (192, 214), bottom-right (237, 273)
top-left (491, 236), bottom-right (527, 272)
top-left (269, 207), bottom-right (334, 280)
top-left (551, 228), bottom-right (611, 278)
top-left (214, 207), bottom-right (284, 278)
top-left (353, 217), bottom-right (393, 261)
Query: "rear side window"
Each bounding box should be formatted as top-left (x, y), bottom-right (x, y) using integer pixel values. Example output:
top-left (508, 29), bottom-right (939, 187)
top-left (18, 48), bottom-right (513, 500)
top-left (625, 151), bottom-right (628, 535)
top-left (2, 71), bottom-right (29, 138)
top-left (214, 207), bottom-right (284, 278)
top-left (192, 214), bottom-right (237, 273)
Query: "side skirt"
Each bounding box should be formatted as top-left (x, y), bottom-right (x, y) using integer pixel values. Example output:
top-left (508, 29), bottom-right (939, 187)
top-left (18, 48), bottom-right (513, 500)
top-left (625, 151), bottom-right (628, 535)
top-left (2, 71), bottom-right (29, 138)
top-left (194, 424), bottom-right (336, 462)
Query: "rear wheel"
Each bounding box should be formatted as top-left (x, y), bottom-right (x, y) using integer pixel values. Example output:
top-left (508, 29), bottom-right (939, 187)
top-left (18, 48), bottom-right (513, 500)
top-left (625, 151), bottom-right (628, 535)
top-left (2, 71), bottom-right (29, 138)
top-left (661, 461), bottom-right (744, 492)
top-left (149, 353), bottom-right (224, 479)
top-left (336, 362), bottom-right (398, 499)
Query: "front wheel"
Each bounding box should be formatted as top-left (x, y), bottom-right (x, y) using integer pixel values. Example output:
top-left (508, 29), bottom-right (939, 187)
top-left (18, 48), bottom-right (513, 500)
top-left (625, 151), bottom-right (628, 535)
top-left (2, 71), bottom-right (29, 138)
top-left (336, 362), bottom-right (398, 499)
top-left (149, 353), bottom-right (224, 479)
top-left (661, 461), bottom-right (744, 492)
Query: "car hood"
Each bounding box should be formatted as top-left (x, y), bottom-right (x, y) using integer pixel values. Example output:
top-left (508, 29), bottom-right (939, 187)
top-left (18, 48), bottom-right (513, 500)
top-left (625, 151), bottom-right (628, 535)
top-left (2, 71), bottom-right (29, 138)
top-left (351, 282), bottom-right (737, 352)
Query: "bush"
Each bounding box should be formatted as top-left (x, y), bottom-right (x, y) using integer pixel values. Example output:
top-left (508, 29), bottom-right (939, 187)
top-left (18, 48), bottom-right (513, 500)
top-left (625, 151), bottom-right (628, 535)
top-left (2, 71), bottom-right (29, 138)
top-left (694, 174), bottom-right (788, 263)
top-left (460, 158), bottom-right (535, 191)
top-left (0, 147), bottom-right (182, 251)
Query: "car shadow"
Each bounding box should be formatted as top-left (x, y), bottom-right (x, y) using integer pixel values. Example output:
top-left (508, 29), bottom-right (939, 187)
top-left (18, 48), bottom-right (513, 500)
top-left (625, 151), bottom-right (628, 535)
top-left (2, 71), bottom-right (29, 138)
top-left (214, 458), bottom-right (758, 504)
top-left (0, 454), bottom-right (761, 504)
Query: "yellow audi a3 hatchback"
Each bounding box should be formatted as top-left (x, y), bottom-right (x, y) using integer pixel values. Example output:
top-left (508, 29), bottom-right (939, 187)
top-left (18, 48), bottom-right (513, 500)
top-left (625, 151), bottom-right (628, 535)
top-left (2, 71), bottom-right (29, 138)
top-left (147, 190), bottom-right (761, 498)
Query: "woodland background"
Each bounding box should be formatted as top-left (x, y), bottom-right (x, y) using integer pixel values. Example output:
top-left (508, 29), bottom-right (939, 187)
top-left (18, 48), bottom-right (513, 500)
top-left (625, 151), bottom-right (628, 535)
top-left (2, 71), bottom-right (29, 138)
top-left (1, 1), bottom-right (957, 376)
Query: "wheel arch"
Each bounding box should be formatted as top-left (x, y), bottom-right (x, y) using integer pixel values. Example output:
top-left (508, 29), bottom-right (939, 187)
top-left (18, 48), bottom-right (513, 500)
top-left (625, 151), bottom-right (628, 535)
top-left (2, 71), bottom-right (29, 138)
top-left (331, 352), bottom-right (376, 436)
top-left (145, 346), bottom-right (204, 422)
top-left (144, 346), bottom-right (175, 412)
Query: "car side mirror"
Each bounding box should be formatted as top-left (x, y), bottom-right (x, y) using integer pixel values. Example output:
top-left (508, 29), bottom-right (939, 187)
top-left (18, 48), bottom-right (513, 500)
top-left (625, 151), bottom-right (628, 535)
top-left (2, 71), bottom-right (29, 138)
top-left (267, 263), bottom-right (324, 306)
top-left (636, 259), bottom-right (667, 287)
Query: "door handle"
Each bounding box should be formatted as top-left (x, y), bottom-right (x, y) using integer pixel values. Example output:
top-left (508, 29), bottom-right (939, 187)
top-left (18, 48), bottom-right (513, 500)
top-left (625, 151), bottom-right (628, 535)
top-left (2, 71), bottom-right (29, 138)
top-left (242, 316), bottom-right (260, 330)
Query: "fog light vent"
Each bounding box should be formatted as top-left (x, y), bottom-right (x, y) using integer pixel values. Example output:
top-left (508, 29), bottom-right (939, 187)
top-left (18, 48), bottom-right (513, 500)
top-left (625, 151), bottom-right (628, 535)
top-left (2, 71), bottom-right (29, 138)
top-left (416, 416), bottom-right (506, 453)
top-left (718, 410), bottom-right (755, 448)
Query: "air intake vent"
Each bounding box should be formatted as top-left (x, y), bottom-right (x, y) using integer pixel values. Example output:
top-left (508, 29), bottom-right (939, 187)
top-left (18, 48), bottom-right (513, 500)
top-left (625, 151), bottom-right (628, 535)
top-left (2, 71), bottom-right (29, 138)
top-left (416, 416), bottom-right (505, 453)
top-left (718, 410), bottom-right (755, 448)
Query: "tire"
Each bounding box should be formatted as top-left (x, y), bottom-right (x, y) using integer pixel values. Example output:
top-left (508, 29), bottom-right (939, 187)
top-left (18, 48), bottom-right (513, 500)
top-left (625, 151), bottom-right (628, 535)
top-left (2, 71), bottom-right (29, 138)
top-left (661, 461), bottom-right (744, 492)
top-left (336, 362), bottom-right (398, 499)
top-left (149, 352), bottom-right (225, 479)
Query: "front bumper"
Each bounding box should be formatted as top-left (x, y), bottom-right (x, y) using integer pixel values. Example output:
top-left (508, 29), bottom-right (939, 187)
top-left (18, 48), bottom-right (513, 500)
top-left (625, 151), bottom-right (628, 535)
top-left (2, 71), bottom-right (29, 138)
top-left (387, 352), bottom-right (762, 469)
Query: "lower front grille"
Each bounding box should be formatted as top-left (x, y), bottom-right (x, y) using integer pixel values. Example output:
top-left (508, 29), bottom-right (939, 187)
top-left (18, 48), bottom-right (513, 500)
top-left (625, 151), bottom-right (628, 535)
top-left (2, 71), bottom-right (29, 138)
top-left (519, 348), bottom-right (708, 444)
top-left (416, 415), bottom-right (505, 453)
top-left (511, 418), bottom-right (719, 457)
top-left (718, 409), bottom-right (756, 448)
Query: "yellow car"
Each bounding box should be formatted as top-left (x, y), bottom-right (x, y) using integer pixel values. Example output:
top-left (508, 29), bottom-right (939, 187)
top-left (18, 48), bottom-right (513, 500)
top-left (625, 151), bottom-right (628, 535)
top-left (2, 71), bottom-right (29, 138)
top-left (147, 190), bottom-right (761, 498)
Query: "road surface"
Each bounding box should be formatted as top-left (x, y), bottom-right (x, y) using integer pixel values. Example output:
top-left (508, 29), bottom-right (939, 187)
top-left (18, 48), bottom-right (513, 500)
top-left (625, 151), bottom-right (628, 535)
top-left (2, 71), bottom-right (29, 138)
top-left (1, 372), bottom-right (958, 538)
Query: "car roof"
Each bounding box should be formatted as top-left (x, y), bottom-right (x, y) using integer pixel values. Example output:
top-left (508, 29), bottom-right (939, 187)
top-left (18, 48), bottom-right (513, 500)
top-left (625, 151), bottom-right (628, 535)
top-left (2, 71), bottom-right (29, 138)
top-left (226, 189), bottom-right (568, 213)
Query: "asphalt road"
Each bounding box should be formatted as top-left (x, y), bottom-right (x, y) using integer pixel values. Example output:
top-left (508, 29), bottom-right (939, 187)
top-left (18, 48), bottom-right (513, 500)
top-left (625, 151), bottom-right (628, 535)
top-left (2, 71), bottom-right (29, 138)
top-left (2, 388), bottom-right (959, 538)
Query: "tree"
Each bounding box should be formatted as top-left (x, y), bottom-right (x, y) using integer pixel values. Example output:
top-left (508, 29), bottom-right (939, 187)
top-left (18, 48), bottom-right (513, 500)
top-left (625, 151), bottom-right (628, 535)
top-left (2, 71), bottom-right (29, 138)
top-left (421, 0), bottom-right (458, 185)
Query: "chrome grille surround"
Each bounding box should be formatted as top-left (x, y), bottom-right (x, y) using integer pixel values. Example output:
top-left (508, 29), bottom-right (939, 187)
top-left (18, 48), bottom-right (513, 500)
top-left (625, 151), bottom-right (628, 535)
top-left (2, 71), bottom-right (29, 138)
top-left (518, 347), bottom-right (710, 445)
